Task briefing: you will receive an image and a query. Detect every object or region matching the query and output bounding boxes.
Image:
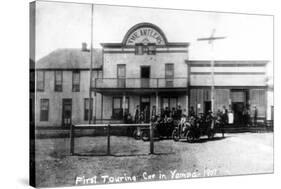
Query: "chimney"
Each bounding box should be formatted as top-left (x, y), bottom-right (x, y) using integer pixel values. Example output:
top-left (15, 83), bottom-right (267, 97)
top-left (82, 42), bottom-right (88, 51)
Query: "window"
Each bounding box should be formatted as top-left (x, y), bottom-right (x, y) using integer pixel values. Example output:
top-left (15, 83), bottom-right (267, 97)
top-left (84, 98), bottom-right (93, 121)
top-left (135, 44), bottom-right (144, 55)
top-left (112, 97), bottom-right (129, 119)
top-left (117, 64), bottom-right (126, 88)
top-left (54, 71), bottom-right (63, 92)
top-left (135, 43), bottom-right (156, 55)
top-left (40, 99), bottom-right (49, 121)
top-left (72, 70), bottom-right (80, 92)
top-left (147, 43), bottom-right (156, 55)
top-left (36, 71), bottom-right (44, 91)
top-left (161, 97), bottom-right (178, 109)
top-left (165, 63), bottom-right (174, 87)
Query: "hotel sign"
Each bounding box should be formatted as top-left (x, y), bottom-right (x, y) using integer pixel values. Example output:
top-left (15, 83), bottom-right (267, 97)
top-left (125, 27), bottom-right (166, 45)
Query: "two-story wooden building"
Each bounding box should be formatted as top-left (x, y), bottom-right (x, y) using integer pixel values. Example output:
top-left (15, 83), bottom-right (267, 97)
top-left (93, 22), bottom-right (269, 124)
top-left (34, 22), bottom-right (271, 128)
top-left (94, 23), bottom-right (189, 123)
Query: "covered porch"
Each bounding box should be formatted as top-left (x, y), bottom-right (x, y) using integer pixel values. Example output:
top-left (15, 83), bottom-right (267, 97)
top-left (91, 88), bottom-right (189, 123)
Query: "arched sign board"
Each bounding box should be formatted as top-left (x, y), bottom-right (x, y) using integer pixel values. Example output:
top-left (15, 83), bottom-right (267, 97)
top-left (122, 23), bottom-right (168, 46)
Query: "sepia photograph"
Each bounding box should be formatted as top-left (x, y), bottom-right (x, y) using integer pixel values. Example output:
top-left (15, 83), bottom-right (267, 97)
top-left (29, 0), bottom-right (274, 187)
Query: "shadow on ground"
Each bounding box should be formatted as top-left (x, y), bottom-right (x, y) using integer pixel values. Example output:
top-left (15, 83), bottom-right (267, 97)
top-left (179, 136), bottom-right (229, 143)
top-left (71, 151), bottom-right (175, 157)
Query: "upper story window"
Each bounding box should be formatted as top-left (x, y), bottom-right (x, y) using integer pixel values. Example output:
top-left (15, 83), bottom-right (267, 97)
top-left (135, 43), bottom-right (144, 55)
top-left (165, 63), bottom-right (174, 78)
top-left (147, 43), bottom-right (156, 55)
top-left (36, 71), bottom-right (45, 92)
top-left (165, 63), bottom-right (174, 87)
top-left (135, 43), bottom-right (156, 55)
top-left (72, 70), bottom-right (80, 92)
top-left (54, 70), bottom-right (63, 92)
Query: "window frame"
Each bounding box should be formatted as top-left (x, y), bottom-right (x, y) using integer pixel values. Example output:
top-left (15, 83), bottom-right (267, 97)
top-left (72, 70), bottom-right (80, 92)
top-left (165, 63), bottom-right (174, 87)
top-left (54, 70), bottom-right (63, 92)
top-left (36, 71), bottom-right (45, 92)
top-left (112, 97), bottom-right (129, 119)
top-left (135, 43), bottom-right (144, 55)
top-left (161, 96), bottom-right (178, 109)
top-left (147, 43), bottom-right (156, 55)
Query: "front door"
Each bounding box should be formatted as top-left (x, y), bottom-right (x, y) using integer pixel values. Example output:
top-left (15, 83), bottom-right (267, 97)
top-left (232, 102), bottom-right (245, 125)
top-left (204, 101), bottom-right (211, 114)
top-left (140, 96), bottom-right (150, 123)
top-left (62, 99), bottom-right (72, 127)
top-left (141, 66), bottom-right (150, 88)
top-left (230, 90), bottom-right (248, 125)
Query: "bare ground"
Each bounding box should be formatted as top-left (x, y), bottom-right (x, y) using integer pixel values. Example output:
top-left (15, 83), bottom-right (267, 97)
top-left (35, 132), bottom-right (273, 187)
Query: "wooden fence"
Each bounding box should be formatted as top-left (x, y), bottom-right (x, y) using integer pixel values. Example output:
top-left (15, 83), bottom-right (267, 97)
top-left (69, 123), bottom-right (153, 156)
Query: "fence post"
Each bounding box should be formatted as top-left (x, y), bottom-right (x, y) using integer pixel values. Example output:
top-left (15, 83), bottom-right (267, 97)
top-left (149, 123), bottom-right (154, 154)
top-left (107, 124), bottom-right (111, 155)
top-left (70, 124), bottom-right (74, 155)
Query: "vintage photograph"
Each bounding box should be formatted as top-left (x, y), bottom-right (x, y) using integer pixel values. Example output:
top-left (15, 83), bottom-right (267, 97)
top-left (30, 0), bottom-right (274, 187)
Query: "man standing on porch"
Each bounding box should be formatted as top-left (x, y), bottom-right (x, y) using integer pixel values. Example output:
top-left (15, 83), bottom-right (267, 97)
top-left (134, 105), bottom-right (140, 123)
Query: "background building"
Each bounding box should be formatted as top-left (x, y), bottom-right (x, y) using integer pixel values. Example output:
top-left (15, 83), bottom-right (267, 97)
top-left (34, 22), bottom-right (272, 128)
top-left (188, 60), bottom-right (268, 124)
top-left (35, 45), bottom-right (102, 127)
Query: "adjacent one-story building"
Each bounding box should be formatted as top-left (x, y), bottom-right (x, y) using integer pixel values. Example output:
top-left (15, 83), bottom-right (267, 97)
top-left (34, 22), bottom-right (272, 128)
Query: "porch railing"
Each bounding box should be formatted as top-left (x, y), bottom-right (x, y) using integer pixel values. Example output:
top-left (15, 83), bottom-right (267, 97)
top-left (92, 78), bottom-right (188, 89)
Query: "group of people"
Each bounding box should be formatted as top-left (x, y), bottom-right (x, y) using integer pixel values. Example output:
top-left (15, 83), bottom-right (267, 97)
top-left (130, 105), bottom-right (185, 124)
top-left (215, 105), bottom-right (259, 126)
top-left (123, 105), bottom-right (152, 124)
top-left (124, 103), bottom-right (259, 127)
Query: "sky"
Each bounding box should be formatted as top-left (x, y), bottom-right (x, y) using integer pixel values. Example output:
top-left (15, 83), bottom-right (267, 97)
top-left (35, 1), bottom-right (273, 64)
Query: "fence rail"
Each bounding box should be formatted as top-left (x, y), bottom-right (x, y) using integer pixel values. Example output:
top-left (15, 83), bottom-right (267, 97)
top-left (69, 123), bottom-right (153, 156)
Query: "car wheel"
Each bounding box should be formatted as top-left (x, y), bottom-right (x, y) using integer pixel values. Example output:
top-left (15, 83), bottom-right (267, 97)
top-left (172, 129), bottom-right (180, 142)
top-left (141, 131), bottom-right (150, 141)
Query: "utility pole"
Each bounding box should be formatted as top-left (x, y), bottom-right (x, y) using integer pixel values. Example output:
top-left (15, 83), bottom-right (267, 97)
top-left (88, 4), bottom-right (94, 124)
top-left (197, 29), bottom-right (226, 113)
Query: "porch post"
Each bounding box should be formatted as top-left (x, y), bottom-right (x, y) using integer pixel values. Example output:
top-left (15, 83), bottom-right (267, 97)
top-left (186, 93), bottom-right (189, 116)
top-left (93, 92), bottom-right (96, 123)
top-left (156, 92), bottom-right (159, 115)
top-left (122, 93), bottom-right (126, 118)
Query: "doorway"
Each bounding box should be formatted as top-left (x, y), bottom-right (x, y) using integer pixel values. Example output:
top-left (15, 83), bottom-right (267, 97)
top-left (232, 102), bottom-right (245, 125)
top-left (230, 89), bottom-right (248, 125)
top-left (204, 101), bottom-right (211, 114)
top-left (140, 66), bottom-right (150, 88)
top-left (62, 99), bottom-right (72, 127)
top-left (140, 96), bottom-right (150, 123)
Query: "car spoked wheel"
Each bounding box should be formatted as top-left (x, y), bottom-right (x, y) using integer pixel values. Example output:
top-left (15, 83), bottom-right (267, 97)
top-left (172, 129), bottom-right (180, 142)
top-left (141, 131), bottom-right (150, 141)
top-left (186, 130), bottom-right (194, 143)
top-left (208, 130), bottom-right (215, 139)
top-left (133, 129), bottom-right (141, 140)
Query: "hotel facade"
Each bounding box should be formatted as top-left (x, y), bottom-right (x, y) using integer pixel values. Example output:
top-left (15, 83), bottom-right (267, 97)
top-left (33, 22), bottom-right (272, 128)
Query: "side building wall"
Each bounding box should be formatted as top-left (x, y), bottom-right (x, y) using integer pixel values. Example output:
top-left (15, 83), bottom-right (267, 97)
top-left (35, 70), bottom-right (102, 127)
